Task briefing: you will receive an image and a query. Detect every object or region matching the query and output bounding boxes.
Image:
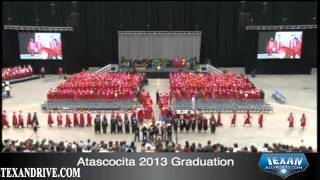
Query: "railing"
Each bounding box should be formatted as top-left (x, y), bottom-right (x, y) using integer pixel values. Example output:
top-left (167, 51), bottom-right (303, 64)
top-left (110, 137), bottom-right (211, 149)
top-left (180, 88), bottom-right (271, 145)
top-left (95, 64), bottom-right (118, 73)
top-left (205, 64), bottom-right (223, 74)
top-left (272, 91), bottom-right (287, 104)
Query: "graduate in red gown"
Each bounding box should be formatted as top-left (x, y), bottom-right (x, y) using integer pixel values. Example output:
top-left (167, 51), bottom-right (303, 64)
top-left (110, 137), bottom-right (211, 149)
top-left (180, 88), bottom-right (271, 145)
top-left (230, 112), bottom-right (236, 127)
top-left (57, 113), bottom-right (63, 128)
top-left (65, 113), bottom-right (72, 128)
top-left (217, 112), bottom-right (223, 126)
top-left (79, 111), bottom-right (85, 127)
top-left (48, 111), bottom-right (54, 127)
top-left (300, 113), bottom-right (306, 129)
top-left (2, 110), bottom-right (10, 128)
top-left (137, 107), bottom-right (144, 124)
top-left (243, 111), bottom-right (252, 127)
top-left (288, 112), bottom-right (294, 128)
top-left (18, 111), bottom-right (25, 128)
top-left (86, 112), bottom-right (92, 127)
top-left (258, 113), bottom-right (264, 128)
top-left (27, 112), bottom-right (33, 127)
top-left (73, 112), bottom-right (79, 127)
top-left (12, 112), bottom-right (18, 128)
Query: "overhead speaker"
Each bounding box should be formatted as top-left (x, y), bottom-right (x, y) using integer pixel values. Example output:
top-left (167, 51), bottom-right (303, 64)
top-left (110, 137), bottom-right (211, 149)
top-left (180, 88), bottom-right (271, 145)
top-left (50, 2), bottom-right (56, 14)
top-left (70, 13), bottom-right (79, 27)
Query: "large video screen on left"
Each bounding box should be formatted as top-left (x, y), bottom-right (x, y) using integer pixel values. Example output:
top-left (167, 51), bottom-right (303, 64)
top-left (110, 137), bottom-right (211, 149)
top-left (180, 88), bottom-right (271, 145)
top-left (18, 32), bottom-right (63, 60)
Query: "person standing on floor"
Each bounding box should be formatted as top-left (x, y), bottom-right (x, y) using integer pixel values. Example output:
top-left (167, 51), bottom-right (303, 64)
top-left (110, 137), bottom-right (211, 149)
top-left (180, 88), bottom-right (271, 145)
top-left (73, 112), bottom-right (79, 127)
top-left (27, 112), bottom-right (32, 127)
top-left (230, 112), bottom-right (236, 127)
top-left (86, 111), bottom-right (92, 127)
top-left (94, 114), bottom-right (101, 134)
top-left (288, 112), bottom-right (294, 128)
top-left (57, 112), bottom-right (63, 128)
top-left (258, 112), bottom-right (264, 128)
top-left (142, 125), bottom-right (148, 142)
top-left (117, 114), bottom-right (123, 134)
top-left (134, 126), bottom-right (140, 142)
top-left (210, 114), bottom-right (216, 134)
top-left (124, 113), bottom-right (130, 133)
top-left (300, 113), bottom-right (306, 129)
top-left (243, 111), bottom-right (252, 127)
top-left (110, 112), bottom-right (116, 134)
top-left (203, 116), bottom-right (208, 133)
top-left (102, 114), bottom-right (108, 134)
top-left (65, 113), bottom-right (72, 128)
top-left (217, 112), bottom-right (223, 126)
top-left (156, 90), bottom-right (160, 105)
top-left (18, 110), bottom-right (25, 128)
top-left (12, 112), bottom-right (18, 128)
top-left (2, 110), bottom-right (10, 128)
top-left (79, 111), bottom-right (85, 128)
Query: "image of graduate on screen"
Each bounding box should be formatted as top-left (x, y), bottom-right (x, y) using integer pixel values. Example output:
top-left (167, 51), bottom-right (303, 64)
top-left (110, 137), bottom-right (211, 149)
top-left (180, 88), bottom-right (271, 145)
top-left (257, 31), bottom-right (303, 59)
top-left (19, 32), bottom-right (63, 60)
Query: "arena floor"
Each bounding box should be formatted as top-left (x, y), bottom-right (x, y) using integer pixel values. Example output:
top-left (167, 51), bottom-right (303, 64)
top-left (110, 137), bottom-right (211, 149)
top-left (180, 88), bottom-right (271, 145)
top-left (2, 68), bottom-right (317, 151)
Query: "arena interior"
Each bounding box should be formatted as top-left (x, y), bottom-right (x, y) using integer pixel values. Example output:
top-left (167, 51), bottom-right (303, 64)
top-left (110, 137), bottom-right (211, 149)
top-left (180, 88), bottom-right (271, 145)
top-left (1, 1), bottom-right (317, 153)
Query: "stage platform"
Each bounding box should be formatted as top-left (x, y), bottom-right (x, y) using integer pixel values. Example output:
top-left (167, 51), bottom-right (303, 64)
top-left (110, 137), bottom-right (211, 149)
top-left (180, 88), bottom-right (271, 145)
top-left (120, 67), bottom-right (195, 78)
top-left (41, 99), bottom-right (140, 112)
top-left (2, 75), bottom-right (41, 84)
top-left (172, 99), bottom-right (273, 113)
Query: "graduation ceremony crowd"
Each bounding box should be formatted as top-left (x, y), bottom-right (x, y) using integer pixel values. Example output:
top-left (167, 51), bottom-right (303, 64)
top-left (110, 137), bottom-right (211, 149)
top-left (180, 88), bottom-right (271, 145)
top-left (2, 64), bottom-right (33, 81)
top-left (2, 109), bottom-right (307, 139)
top-left (1, 67), bottom-right (310, 153)
top-left (2, 138), bottom-right (313, 153)
top-left (170, 72), bottom-right (264, 99)
top-left (47, 72), bottom-right (145, 100)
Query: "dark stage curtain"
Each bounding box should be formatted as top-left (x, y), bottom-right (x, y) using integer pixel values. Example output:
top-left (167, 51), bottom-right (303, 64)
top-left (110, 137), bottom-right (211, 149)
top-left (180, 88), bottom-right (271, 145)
top-left (2, 1), bottom-right (317, 74)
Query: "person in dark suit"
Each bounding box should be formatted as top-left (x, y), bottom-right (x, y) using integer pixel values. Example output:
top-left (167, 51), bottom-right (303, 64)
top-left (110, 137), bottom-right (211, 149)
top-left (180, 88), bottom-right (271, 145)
top-left (94, 114), bottom-right (101, 134)
top-left (179, 116), bottom-right (185, 132)
top-left (185, 115), bottom-right (191, 133)
top-left (156, 90), bottom-right (160, 105)
top-left (203, 117), bottom-right (208, 133)
top-left (142, 125), bottom-right (148, 142)
top-left (134, 126), bottom-right (140, 142)
top-left (167, 124), bottom-right (173, 142)
top-left (124, 114), bottom-right (130, 133)
top-left (117, 115), bottom-right (123, 134)
top-left (210, 113), bottom-right (216, 134)
top-left (31, 112), bottom-right (39, 138)
top-left (110, 113), bottom-right (116, 134)
top-left (197, 115), bottom-right (203, 133)
top-left (32, 112), bottom-right (39, 126)
top-left (148, 125), bottom-right (154, 141)
top-left (102, 114), bottom-right (108, 134)
top-left (173, 115), bottom-right (179, 133)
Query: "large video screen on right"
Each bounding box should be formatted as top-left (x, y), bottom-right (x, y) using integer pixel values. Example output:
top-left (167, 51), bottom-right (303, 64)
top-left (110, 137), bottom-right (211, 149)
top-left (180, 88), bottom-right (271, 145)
top-left (257, 31), bottom-right (303, 59)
